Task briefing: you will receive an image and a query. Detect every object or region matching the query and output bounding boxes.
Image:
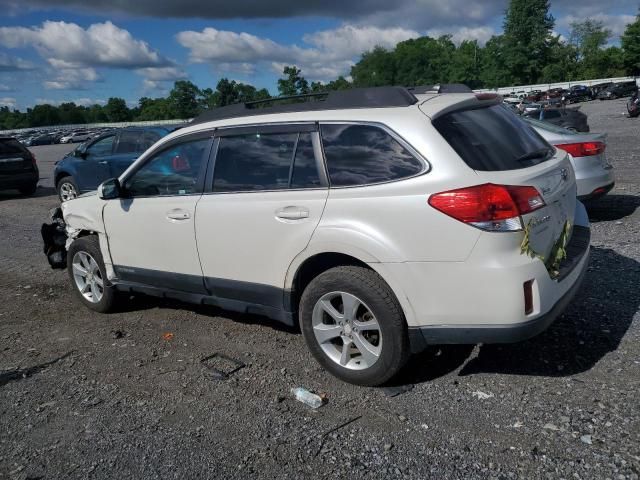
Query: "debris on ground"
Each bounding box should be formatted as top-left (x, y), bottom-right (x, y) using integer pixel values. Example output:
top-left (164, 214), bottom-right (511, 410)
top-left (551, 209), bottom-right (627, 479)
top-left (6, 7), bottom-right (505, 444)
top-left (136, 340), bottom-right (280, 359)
top-left (162, 332), bottom-right (174, 341)
top-left (581, 435), bottom-right (593, 445)
top-left (471, 390), bottom-right (494, 400)
top-left (291, 387), bottom-right (324, 409)
top-left (111, 330), bottom-right (125, 339)
top-left (200, 353), bottom-right (245, 380)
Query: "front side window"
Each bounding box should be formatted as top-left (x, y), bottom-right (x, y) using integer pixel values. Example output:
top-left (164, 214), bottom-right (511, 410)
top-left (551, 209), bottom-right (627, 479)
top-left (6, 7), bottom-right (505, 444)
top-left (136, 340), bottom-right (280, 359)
top-left (213, 133), bottom-right (297, 192)
top-left (124, 137), bottom-right (209, 197)
top-left (320, 124), bottom-right (424, 187)
top-left (139, 131), bottom-right (162, 152)
top-left (86, 135), bottom-right (115, 157)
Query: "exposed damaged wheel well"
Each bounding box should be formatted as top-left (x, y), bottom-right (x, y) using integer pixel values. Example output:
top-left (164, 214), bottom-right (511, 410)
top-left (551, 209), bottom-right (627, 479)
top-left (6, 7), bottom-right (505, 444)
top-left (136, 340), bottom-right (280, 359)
top-left (290, 253), bottom-right (370, 315)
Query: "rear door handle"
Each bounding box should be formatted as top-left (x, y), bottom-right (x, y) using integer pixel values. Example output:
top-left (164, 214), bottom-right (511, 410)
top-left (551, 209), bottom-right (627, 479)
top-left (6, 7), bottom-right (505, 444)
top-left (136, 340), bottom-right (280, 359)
top-left (166, 209), bottom-right (191, 221)
top-left (275, 206), bottom-right (309, 220)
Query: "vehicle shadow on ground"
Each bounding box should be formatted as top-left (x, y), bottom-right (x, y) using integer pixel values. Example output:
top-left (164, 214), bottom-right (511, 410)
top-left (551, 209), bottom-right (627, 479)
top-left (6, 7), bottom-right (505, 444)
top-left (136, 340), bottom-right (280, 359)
top-left (586, 194), bottom-right (640, 222)
top-left (0, 186), bottom-right (57, 202)
top-left (396, 246), bottom-right (638, 385)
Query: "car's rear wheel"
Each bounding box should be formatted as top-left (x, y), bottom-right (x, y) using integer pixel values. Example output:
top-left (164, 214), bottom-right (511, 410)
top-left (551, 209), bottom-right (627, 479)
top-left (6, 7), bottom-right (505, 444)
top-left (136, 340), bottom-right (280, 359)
top-left (57, 176), bottom-right (78, 202)
top-left (299, 266), bottom-right (410, 386)
top-left (67, 236), bottom-right (118, 313)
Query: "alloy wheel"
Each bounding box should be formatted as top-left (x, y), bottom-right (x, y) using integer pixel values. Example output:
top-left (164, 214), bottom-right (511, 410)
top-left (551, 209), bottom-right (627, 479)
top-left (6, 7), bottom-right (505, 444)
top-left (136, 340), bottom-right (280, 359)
top-left (72, 251), bottom-right (104, 303)
top-left (60, 182), bottom-right (77, 202)
top-left (311, 291), bottom-right (382, 370)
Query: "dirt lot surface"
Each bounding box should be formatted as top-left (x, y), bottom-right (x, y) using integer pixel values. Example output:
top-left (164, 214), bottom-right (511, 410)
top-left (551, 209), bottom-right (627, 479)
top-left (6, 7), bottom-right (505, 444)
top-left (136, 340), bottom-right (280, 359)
top-left (1, 101), bottom-right (639, 479)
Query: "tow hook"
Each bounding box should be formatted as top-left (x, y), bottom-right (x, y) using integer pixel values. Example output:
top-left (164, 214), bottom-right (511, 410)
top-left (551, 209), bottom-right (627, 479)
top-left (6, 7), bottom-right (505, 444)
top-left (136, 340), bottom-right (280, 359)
top-left (41, 207), bottom-right (68, 269)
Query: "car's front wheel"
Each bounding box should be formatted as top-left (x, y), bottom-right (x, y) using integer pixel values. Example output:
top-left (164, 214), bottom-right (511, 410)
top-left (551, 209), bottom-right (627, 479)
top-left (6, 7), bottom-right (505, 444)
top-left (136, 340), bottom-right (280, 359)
top-left (67, 236), bottom-right (118, 313)
top-left (299, 266), bottom-right (410, 386)
top-left (57, 176), bottom-right (78, 202)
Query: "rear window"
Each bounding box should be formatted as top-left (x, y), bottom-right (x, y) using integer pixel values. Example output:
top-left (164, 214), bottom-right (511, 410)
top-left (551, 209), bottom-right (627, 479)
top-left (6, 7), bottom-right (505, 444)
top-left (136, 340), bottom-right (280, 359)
top-left (320, 124), bottom-right (424, 187)
top-left (0, 139), bottom-right (27, 155)
top-left (433, 105), bottom-right (553, 171)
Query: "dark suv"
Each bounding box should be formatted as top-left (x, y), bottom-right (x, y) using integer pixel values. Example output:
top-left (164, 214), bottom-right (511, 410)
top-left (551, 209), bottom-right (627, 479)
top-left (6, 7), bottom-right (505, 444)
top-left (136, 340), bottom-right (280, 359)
top-left (54, 126), bottom-right (174, 201)
top-left (522, 107), bottom-right (589, 132)
top-left (0, 137), bottom-right (39, 195)
top-left (598, 81), bottom-right (638, 100)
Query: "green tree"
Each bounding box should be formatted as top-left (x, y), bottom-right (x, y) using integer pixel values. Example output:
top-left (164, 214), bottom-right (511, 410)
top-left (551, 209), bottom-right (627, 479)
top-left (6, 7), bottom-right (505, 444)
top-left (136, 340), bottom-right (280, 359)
top-left (351, 46), bottom-right (396, 87)
top-left (540, 35), bottom-right (579, 82)
top-left (104, 97), bottom-right (130, 122)
top-left (167, 80), bottom-right (201, 118)
top-left (310, 76), bottom-right (352, 92)
top-left (621, 10), bottom-right (640, 75)
top-left (479, 35), bottom-right (512, 88)
top-left (449, 40), bottom-right (482, 88)
top-left (502, 0), bottom-right (555, 84)
top-left (277, 66), bottom-right (309, 96)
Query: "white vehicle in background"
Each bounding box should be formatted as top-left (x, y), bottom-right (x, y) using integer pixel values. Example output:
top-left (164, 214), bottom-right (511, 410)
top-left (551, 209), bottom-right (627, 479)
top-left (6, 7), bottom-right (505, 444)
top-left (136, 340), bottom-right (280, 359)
top-left (60, 131), bottom-right (91, 144)
top-left (42, 85), bottom-right (591, 386)
top-left (522, 116), bottom-right (615, 200)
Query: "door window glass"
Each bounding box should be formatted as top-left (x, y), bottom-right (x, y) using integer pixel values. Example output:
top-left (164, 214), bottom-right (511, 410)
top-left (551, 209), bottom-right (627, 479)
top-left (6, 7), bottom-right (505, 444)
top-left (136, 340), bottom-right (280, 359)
top-left (114, 131), bottom-right (139, 154)
top-left (320, 124), bottom-right (424, 186)
top-left (213, 133), bottom-right (297, 192)
top-left (86, 135), bottom-right (115, 157)
top-left (290, 133), bottom-right (321, 189)
top-left (124, 138), bottom-right (209, 197)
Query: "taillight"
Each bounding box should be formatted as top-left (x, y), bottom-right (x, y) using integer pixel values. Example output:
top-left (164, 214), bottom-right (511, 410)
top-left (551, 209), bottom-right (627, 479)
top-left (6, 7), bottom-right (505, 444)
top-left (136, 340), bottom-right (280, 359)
top-left (428, 183), bottom-right (545, 232)
top-left (556, 142), bottom-right (605, 157)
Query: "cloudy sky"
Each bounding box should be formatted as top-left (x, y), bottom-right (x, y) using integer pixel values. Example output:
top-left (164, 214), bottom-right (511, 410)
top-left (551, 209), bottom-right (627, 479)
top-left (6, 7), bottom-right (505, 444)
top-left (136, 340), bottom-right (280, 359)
top-left (0, 0), bottom-right (636, 109)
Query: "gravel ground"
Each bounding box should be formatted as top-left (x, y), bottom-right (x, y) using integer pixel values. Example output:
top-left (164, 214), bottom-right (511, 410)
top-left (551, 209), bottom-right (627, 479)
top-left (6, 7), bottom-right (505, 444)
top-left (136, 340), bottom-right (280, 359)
top-left (0, 100), bottom-right (639, 479)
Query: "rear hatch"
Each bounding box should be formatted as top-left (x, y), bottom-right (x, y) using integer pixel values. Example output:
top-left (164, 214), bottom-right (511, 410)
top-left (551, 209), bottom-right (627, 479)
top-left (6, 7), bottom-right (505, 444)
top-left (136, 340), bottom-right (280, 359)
top-left (428, 102), bottom-right (578, 260)
top-left (0, 138), bottom-right (34, 175)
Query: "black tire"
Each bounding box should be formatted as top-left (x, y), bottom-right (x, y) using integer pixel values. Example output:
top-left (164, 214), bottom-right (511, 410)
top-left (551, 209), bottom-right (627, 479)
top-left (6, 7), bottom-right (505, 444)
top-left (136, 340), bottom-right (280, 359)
top-left (19, 182), bottom-right (37, 196)
top-left (67, 235), bottom-right (119, 313)
top-left (56, 175), bottom-right (78, 202)
top-left (299, 266), bottom-right (410, 386)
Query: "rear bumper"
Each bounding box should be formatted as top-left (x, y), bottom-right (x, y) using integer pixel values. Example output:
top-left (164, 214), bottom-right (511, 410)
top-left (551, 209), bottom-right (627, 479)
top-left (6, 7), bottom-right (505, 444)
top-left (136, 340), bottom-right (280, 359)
top-left (0, 170), bottom-right (39, 190)
top-left (574, 159), bottom-right (614, 199)
top-left (408, 229), bottom-right (589, 349)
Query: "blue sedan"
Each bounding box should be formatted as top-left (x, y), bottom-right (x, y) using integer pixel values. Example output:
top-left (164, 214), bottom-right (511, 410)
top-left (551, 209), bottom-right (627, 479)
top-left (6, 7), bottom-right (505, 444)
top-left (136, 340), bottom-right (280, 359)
top-left (54, 126), bottom-right (175, 201)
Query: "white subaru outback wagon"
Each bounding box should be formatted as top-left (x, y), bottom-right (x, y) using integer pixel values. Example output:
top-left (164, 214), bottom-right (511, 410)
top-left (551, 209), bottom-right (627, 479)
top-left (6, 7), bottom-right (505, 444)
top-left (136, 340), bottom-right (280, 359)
top-left (42, 86), bottom-right (590, 386)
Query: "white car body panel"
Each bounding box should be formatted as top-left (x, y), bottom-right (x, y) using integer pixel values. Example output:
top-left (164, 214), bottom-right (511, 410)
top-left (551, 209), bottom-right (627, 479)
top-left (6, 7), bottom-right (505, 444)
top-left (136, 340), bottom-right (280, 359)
top-left (56, 91), bottom-right (591, 345)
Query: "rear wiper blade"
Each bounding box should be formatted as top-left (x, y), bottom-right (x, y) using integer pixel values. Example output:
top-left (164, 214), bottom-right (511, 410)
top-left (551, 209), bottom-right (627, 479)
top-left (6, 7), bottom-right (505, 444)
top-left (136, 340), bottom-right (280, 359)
top-left (514, 148), bottom-right (553, 163)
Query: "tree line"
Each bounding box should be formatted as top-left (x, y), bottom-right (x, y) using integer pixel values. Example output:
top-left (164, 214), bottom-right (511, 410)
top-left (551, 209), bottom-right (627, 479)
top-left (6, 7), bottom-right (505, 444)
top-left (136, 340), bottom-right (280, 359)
top-left (1, 0), bottom-right (639, 130)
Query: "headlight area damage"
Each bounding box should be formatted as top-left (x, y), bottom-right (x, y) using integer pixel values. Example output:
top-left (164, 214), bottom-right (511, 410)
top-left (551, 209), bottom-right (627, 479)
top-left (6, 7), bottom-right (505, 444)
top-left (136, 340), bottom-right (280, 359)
top-left (41, 207), bottom-right (69, 269)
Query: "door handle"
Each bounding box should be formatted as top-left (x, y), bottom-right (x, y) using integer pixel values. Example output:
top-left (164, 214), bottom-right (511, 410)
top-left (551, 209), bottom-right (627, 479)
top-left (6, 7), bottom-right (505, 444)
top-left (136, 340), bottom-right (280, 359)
top-left (275, 206), bottom-right (309, 220)
top-left (98, 160), bottom-right (108, 165)
top-left (166, 209), bottom-right (191, 221)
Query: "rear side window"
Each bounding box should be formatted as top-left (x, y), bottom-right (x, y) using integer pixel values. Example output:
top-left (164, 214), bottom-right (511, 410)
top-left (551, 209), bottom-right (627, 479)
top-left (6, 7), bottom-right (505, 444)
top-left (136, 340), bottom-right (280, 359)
top-left (320, 124), bottom-right (424, 187)
top-left (0, 139), bottom-right (27, 155)
top-left (213, 133), bottom-right (297, 192)
top-left (291, 133), bottom-right (321, 189)
top-left (139, 131), bottom-right (161, 152)
top-left (115, 131), bottom-right (139, 154)
top-left (433, 105), bottom-right (553, 171)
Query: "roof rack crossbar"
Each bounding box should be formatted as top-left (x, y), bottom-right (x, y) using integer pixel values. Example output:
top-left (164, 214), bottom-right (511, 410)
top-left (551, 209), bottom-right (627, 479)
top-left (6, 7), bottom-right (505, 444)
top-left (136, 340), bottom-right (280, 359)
top-left (190, 86), bottom-right (419, 125)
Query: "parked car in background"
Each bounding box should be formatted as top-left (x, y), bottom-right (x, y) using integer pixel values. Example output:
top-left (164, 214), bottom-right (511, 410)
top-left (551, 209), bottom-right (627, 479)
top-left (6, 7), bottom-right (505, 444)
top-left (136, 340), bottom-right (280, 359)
top-left (0, 136), bottom-right (39, 195)
top-left (562, 85), bottom-right (590, 104)
top-left (60, 131), bottom-right (91, 144)
top-left (597, 81), bottom-right (638, 100)
top-left (545, 88), bottom-right (566, 100)
top-left (522, 116), bottom-right (614, 200)
top-left (628, 87), bottom-right (639, 118)
top-left (523, 107), bottom-right (589, 132)
top-left (589, 82), bottom-right (612, 99)
top-left (42, 87), bottom-right (591, 386)
top-left (54, 126), bottom-right (174, 201)
top-left (27, 134), bottom-right (56, 146)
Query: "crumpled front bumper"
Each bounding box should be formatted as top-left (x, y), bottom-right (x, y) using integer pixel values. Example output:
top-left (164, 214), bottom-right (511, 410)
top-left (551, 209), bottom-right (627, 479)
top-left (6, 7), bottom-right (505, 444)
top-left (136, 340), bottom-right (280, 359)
top-left (41, 207), bottom-right (68, 269)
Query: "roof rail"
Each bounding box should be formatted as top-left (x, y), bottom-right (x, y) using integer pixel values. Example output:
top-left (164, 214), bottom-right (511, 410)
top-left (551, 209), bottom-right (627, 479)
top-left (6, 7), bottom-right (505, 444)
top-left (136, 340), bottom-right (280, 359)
top-left (191, 86), bottom-right (419, 124)
top-left (408, 84), bottom-right (473, 94)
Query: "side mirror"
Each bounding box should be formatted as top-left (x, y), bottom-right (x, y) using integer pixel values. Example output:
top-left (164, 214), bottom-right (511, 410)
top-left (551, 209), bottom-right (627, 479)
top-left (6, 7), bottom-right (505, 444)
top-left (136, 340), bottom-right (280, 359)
top-left (74, 147), bottom-right (87, 159)
top-left (98, 178), bottom-right (121, 200)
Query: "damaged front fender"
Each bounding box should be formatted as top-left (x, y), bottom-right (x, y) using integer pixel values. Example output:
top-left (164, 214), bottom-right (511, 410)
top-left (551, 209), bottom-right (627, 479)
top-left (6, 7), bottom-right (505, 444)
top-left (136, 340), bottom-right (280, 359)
top-left (41, 207), bottom-right (68, 269)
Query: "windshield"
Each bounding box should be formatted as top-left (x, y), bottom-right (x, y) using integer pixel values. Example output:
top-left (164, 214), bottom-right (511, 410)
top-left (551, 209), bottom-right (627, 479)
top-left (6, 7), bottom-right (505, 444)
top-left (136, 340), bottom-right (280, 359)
top-left (433, 104), bottom-right (553, 171)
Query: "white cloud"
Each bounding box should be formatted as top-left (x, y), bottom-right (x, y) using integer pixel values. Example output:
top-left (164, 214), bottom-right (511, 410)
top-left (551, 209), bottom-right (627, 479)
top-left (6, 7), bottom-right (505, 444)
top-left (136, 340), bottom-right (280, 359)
top-left (177, 24), bottom-right (419, 81)
top-left (0, 21), bottom-right (169, 69)
top-left (34, 97), bottom-right (106, 106)
top-left (426, 26), bottom-right (497, 46)
top-left (0, 52), bottom-right (35, 71)
top-left (43, 68), bottom-right (100, 90)
top-left (0, 97), bottom-right (17, 108)
top-left (557, 13), bottom-right (636, 39)
top-left (136, 66), bottom-right (187, 81)
top-left (0, 84), bottom-right (12, 91)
